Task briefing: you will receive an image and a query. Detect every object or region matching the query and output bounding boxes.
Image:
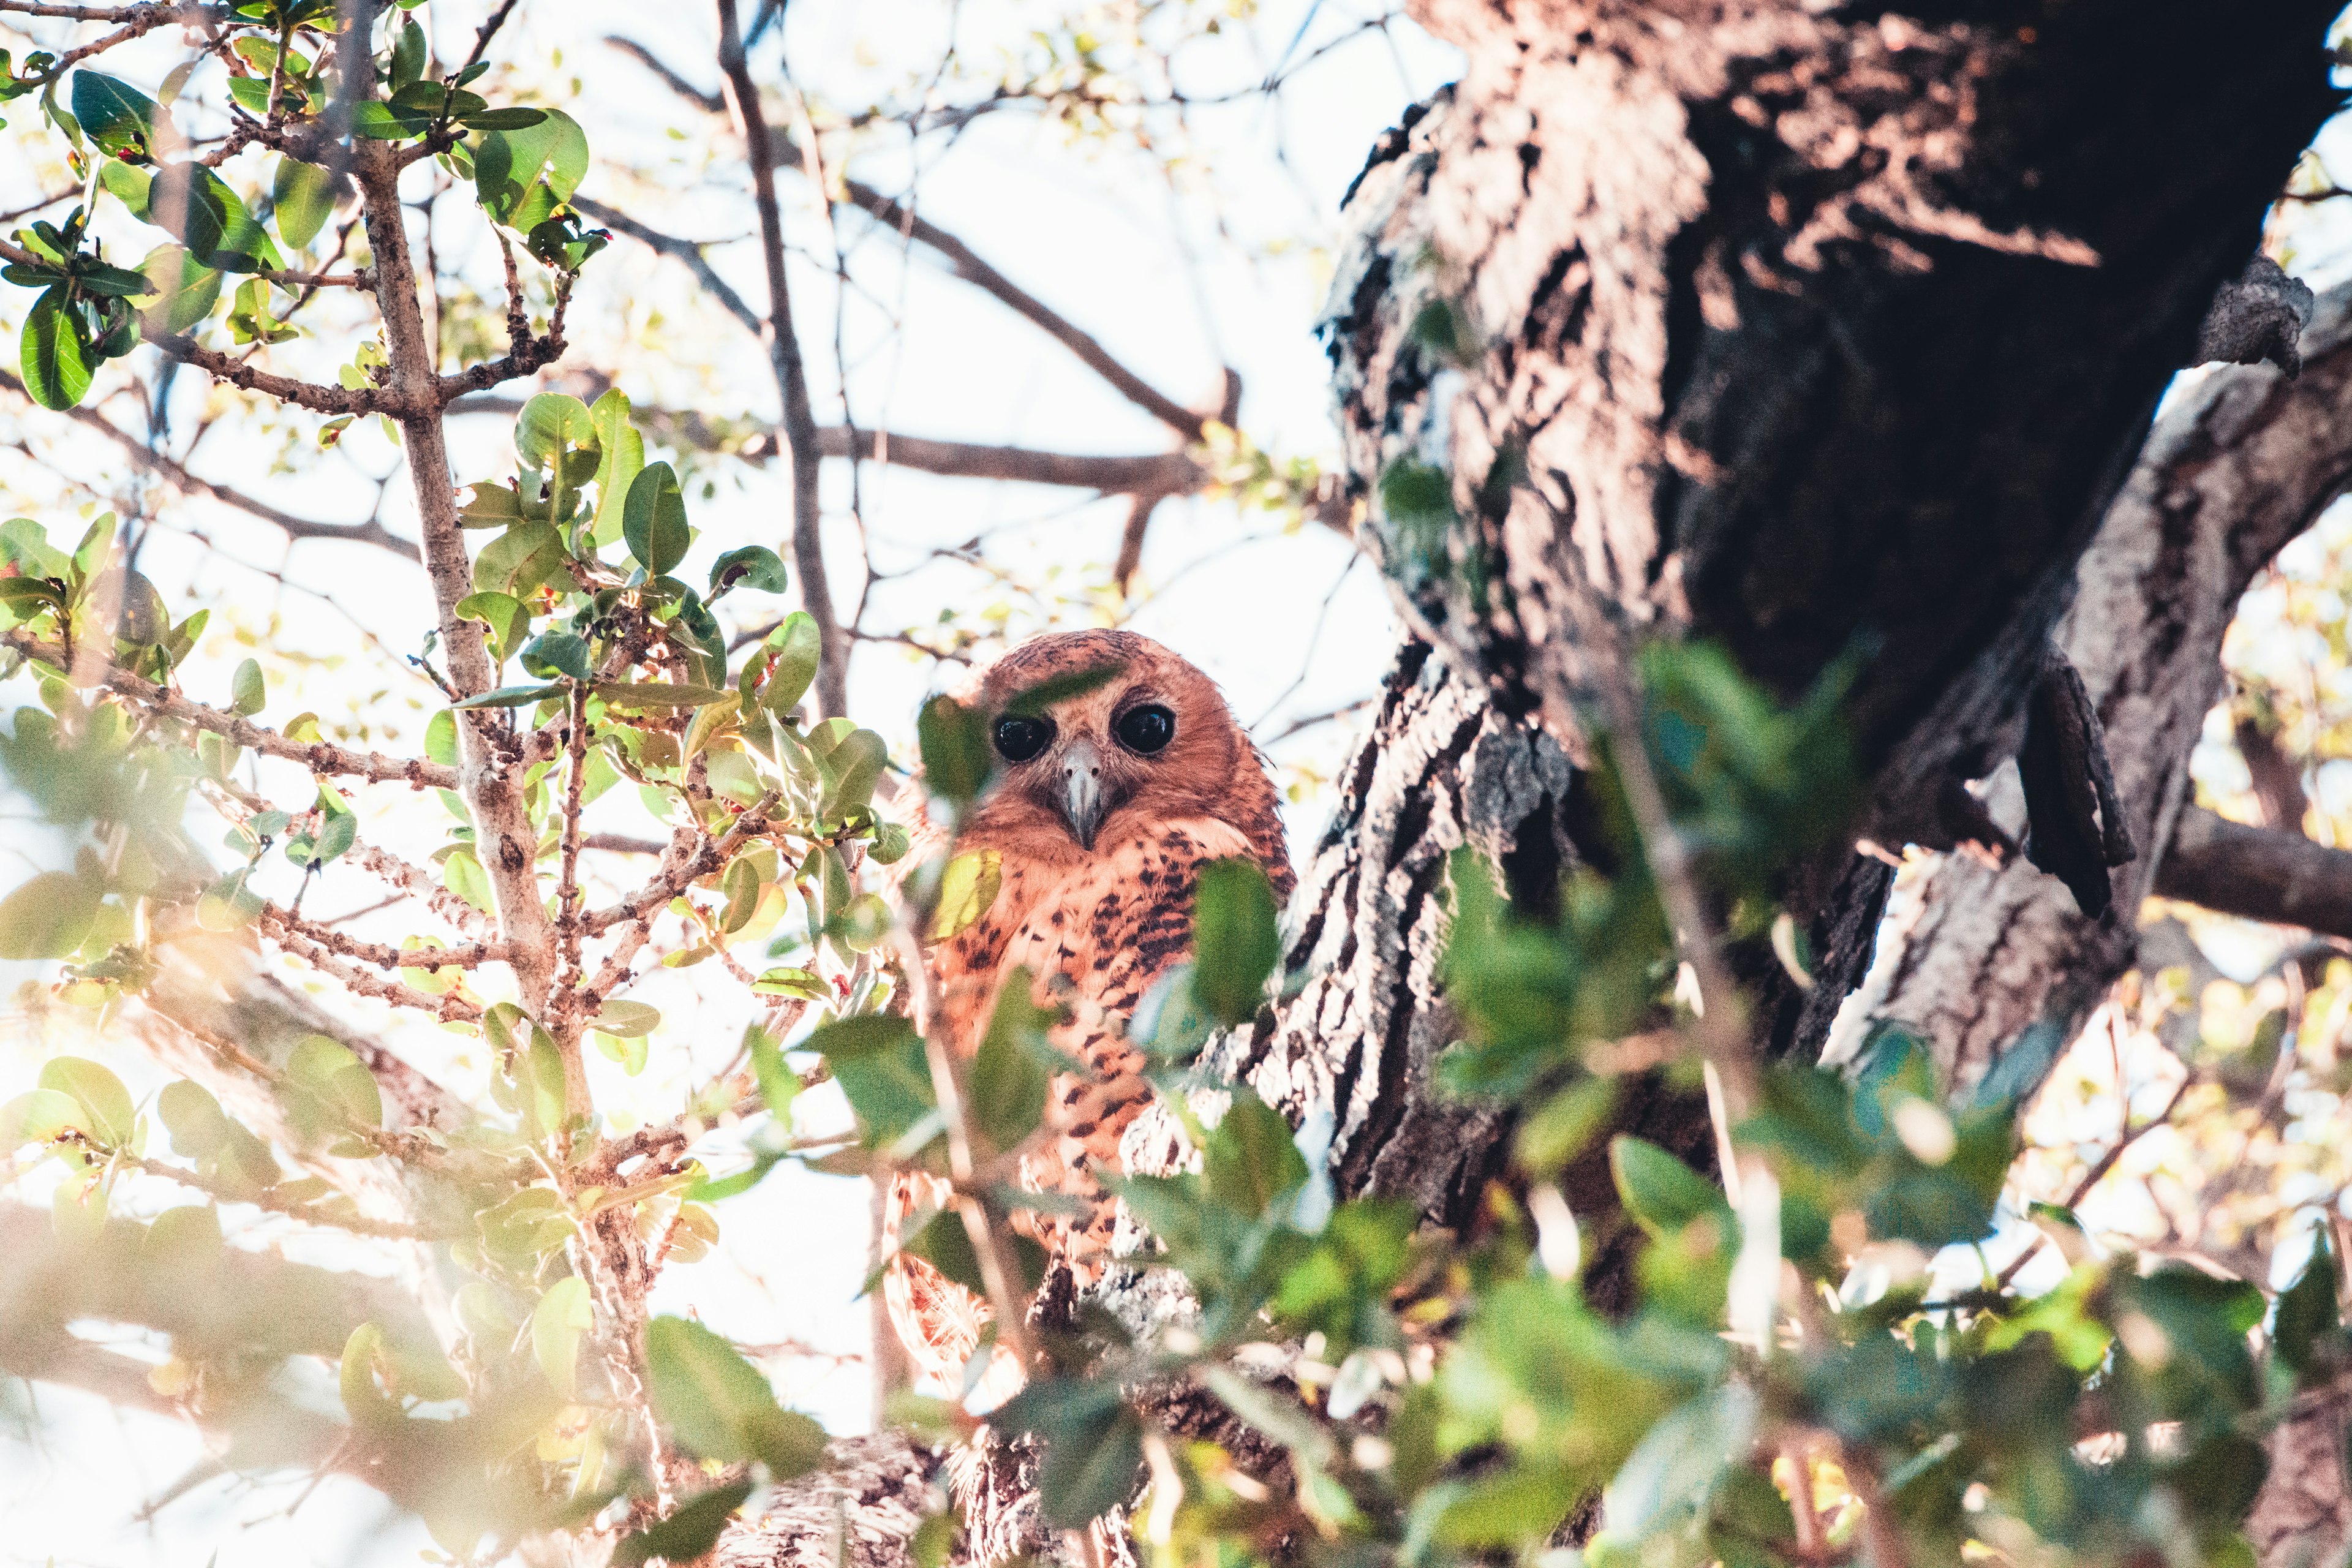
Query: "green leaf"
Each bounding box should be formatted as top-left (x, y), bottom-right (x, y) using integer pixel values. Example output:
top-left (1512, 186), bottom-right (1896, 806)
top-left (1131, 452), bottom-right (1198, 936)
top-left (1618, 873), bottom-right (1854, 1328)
top-left (452, 682), bottom-right (560, 710)
top-left (531, 1275), bottom-right (593, 1399)
top-left (522, 630), bottom-right (592, 681)
top-left (443, 848), bottom-right (493, 913)
top-left (752, 967), bottom-right (829, 1001)
top-left (515, 391), bottom-right (597, 472)
top-left (471, 521), bottom-right (567, 600)
top-left (99, 158), bottom-right (152, 219)
top-left (808, 1015), bottom-right (935, 1148)
top-left (1204, 1090), bottom-right (1308, 1216)
top-left (458, 481), bottom-right (526, 528)
top-left (40, 1056), bottom-right (134, 1146)
top-left (593, 999), bottom-right (661, 1038)
top-left (349, 99), bottom-right (435, 141)
top-left (592, 680), bottom-right (734, 710)
top-left (389, 16), bottom-right (426, 89)
top-left (1611, 1137), bottom-right (1732, 1238)
top-left (720, 856), bottom-right (760, 932)
top-left (339, 1322), bottom-right (402, 1431)
top-left (622, 461), bottom-right (689, 576)
top-left (230, 656), bottom-right (266, 716)
top-left (424, 709), bottom-right (457, 766)
top-left (148, 163), bottom-right (282, 272)
top-left (610, 1481), bottom-right (755, 1568)
top-left (644, 1315), bottom-right (826, 1479)
top-left (464, 106), bottom-right (551, 132)
top-left (1191, 857), bottom-right (1279, 1025)
top-left (748, 1026), bottom-right (801, 1119)
top-left (917, 693), bottom-right (991, 804)
top-left (21, 285), bottom-right (93, 410)
top-left (2272, 1227), bottom-right (2342, 1387)
top-left (473, 108), bottom-right (589, 227)
top-left (711, 545), bottom-right (788, 596)
top-left (157, 1079), bottom-right (231, 1156)
top-left (0, 1088), bottom-right (86, 1152)
top-left (70, 71), bottom-right (156, 159)
top-left (0, 869), bottom-right (100, 958)
top-left (971, 970), bottom-right (1054, 1152)
top-left (453, 589), bottom-right (529, 660)
top-left (995, 1378), bottom-right (1141, 1528)
top-left (928, 850), bottom-right (1003, 942)
top-left (1005, 661), bottom-right (1125, 718)
top-left (820, 727), bottom-right (887, 818)
top-left (587, 388), bottom-right (643, 547)
top-left (761, 612), bottom-right (823, 717)
top-left (137, 243), bottom-right (221, 335)
top-left (271, 157), bottom-right (337, 250)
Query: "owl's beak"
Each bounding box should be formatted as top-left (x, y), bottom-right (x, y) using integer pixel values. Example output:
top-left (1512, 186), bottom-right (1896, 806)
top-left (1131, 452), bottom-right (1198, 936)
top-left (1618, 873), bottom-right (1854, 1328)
top-left (1061, 738), bottom-right (1106, 850)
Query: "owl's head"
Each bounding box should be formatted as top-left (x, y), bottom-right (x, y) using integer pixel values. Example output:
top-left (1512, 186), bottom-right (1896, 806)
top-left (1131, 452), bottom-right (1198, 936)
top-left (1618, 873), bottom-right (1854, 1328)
top-left (954, 628), bottom-right (1264, 858)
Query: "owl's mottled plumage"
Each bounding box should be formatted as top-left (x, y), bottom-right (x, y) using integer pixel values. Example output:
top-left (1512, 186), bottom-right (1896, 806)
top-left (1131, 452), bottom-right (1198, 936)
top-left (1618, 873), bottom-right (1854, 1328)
top-left (883, 630), bottom-right (1293, 1398)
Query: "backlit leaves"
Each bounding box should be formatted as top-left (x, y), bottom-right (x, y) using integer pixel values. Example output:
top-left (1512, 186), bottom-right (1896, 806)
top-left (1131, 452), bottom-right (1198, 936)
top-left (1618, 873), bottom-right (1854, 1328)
top-left (1191, 856), bottom-right (1278, 1025)
top-left (644, 1316), bottom-right (824, 1479)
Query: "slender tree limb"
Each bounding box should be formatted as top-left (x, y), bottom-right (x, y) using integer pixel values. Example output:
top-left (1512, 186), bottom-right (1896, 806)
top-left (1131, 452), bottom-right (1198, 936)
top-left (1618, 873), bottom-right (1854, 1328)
top-left (452, 390), bottom-right (1208, 493)
top-left (153, 330), bottom-right (412, 415)
top-left (0, 369), bottom-right (417, 556)
top-left (600, 34), bottom-right (1218, 444)
top-left (573, 196), bottom-right (763, 332)
top-left (714, 0), bottom-right (846, 718)
top-left (0, 627), bottom-right (458, 788)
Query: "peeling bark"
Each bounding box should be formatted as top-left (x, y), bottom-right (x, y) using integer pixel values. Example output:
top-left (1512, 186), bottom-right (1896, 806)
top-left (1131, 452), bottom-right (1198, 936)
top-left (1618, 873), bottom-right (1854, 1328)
top-left (1835, 284), bottom-right (2352, 1099)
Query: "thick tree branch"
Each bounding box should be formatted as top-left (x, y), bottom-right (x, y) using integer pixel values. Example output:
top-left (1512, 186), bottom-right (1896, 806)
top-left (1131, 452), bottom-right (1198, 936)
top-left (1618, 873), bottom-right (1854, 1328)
top-left (2154, 807), bottom-right (2352, 940)
top-left (715, 0), bottom-right (847, 719)
top-left (333, 11), bottom-right (567, 1102)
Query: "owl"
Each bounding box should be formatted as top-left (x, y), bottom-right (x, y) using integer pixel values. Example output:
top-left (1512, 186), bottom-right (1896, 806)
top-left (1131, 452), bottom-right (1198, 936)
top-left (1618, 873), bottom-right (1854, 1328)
top-left (883, 628), bottom-right (1295, 1400)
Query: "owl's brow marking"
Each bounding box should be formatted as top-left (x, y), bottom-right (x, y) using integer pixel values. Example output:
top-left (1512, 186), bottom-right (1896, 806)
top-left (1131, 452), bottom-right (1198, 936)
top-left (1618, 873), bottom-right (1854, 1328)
top-left (1001, 660), bottom-right (1128, 716)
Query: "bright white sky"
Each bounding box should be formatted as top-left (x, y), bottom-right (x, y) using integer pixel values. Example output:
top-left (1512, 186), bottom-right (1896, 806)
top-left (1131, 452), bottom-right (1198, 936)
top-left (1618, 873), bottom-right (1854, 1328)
top-left (0, 2), bottom-right (1460, 1562)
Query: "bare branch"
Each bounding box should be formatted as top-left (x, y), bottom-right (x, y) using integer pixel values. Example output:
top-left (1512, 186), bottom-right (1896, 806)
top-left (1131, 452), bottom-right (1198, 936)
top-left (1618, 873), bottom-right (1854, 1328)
top-left (451, 391), bottom-right (1207, 492)
top-left (715, 0), bottom-right (847, 717)
top-left (598, 36), bottom-right (1222, 443)
top-left (581, 793), bottom-right (777, 935)
top-left (820, 160), bottom-right (1215, 443)
top-left (153, 331), bottom-right (413, 415)
top-left (0, 627), bottom-right (457, 788)
top-left (259, 900), bottom-right (510, 973)
top-left (2155, 806), bottom-right (2352, 940)
top-left (1, 369), bottom-right (415, 554)
top-left (603, 35), bottom-right (724, 113)
top-left (572, 196), bottom-right (763, 333)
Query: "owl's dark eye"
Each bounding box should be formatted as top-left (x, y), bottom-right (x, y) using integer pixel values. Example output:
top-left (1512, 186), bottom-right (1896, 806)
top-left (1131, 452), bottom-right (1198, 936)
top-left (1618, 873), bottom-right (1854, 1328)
top-left (1114, 703), bottom-right (1175, 755)
top-left (993, 714), bottom-right (1054, 763)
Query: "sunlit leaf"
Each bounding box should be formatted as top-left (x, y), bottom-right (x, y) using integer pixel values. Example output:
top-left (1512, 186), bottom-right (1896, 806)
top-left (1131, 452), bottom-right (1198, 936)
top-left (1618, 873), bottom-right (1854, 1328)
top-left (0, 869), bottom-right (100, 958)
top-left (1191, 857), bottom-right (1278, 1025)
top-left (930, 850), bottom-right (1000, 940)
top-left (531, 1276), bottom-right (593, 1400)
top-left (644, 1315), bottom-right (826, 1479)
